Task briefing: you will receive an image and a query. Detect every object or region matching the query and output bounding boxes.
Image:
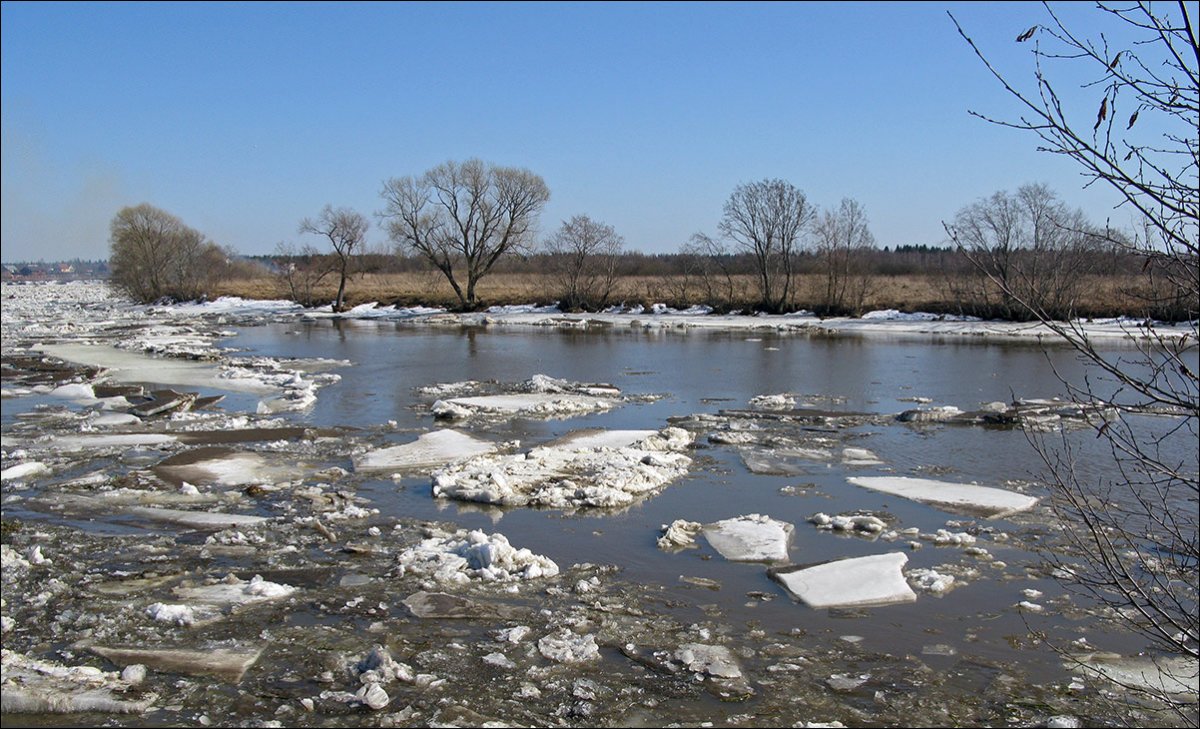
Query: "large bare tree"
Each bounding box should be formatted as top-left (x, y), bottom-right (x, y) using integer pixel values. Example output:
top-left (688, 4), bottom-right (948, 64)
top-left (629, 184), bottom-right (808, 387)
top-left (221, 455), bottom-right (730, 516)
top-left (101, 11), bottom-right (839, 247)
top-left (543, 214), bottom-right (624, 311)
top-left (952, 2), bottom-right (1197, 713)
top-left (299, 205), bottom-right (368, 313)
top-left (379, 159), bottom-right (550, 311)
top-left (717, 178), bottom-right (814, 314)
top-left (109, 203), bottom-right (227, 304)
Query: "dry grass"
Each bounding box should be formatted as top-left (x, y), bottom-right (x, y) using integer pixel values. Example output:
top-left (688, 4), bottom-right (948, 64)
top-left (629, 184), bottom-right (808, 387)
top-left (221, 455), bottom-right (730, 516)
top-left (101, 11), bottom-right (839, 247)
top-left (212, 271), bottom-right (1173, 318)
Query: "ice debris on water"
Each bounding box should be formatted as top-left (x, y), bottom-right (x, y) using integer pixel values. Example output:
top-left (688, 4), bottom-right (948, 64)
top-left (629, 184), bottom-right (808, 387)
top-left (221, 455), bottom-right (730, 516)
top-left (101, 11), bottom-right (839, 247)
top-left (431, 427), bottom-right (692, 509)
top-left (396, 527), bottom-right (559, 585)
top-left (657, 519), bottom-right (703, 550)
top-left (537, 629), bottom-right (600, 663)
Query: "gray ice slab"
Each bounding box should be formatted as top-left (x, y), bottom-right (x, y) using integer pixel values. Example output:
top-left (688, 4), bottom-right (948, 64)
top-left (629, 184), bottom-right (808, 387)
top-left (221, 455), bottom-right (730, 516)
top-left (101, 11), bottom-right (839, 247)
top-left (772, 552), bottom-right (917, 609)
top-left (354, 429), bottom-right (496, 472)
top-left (702, 514), bottom-right (794, 562)
top-left (548, 429), bottom-right (658, 450)
top-left (63, 496), bottom-right (267, 530)
top-left (847, 476), bottom-right (1039, 518)
top-left (89, 645), bottom-right (264, 683)
top-left (38, 343), bottom-right (276, 394)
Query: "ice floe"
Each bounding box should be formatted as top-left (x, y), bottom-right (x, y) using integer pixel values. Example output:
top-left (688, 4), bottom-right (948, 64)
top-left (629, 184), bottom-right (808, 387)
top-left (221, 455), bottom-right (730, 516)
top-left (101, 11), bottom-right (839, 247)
top-left (702, 514), bottom-right (794, 562)
top-left (1070, 653), bottom-right (1199, 700)
top-left (772, 552), bottom-right (917, 609)
top-left (847, 476), bottom-right (1039, 518)
top-left (354, 429), bottom-right (497, 473)
top-left (431, 427), bottom-right (692, 509)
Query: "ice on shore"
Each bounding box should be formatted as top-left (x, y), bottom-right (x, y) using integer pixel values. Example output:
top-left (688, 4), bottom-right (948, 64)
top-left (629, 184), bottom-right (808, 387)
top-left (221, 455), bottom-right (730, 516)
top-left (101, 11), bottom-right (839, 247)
top-left (431, 427), bottom-right (692, 509)
top-left (396, 527), bottom-right (559, 585)
top-left (702, 514), bottom-right (794, 562)
top-left (354, 429), bottom-right (497, 473)
top-left (772, 552), bottom-right (917, 609)
top-left (847, 476), bottom-right (1039, 518)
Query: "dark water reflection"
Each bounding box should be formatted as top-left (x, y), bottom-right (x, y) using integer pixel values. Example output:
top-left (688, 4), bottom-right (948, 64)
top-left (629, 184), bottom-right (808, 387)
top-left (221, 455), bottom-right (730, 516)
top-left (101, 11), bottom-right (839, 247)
top-left (212, 320), bottom-right (1193, 681)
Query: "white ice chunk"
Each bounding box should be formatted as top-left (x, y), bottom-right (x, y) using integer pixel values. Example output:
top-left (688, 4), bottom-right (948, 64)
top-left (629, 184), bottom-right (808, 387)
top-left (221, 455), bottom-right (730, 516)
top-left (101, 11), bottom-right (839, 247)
top-left (89, 413), bottom-right (142, 428)
top-left (847, 476), bottom-right (1039, 518)
top-left (396, 527), bottom-right (559, 584)
top-left (773, 552), bottom-right (917, 609)
top-left (1, 461), bottom-right (49, 481)
top-left (1071, 653), bottom-right (1199, 699)
top-left (354, 429), bottom-right (496, 473)
top-left (537, 630), bottom-right (600, 663)
top-left (702, 514), bottom-right (794, 562)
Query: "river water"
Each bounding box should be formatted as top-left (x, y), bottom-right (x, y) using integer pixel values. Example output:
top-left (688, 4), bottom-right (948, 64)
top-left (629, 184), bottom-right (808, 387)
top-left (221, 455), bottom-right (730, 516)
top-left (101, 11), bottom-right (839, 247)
top-left (2, 289), bottom-right (1196, 727)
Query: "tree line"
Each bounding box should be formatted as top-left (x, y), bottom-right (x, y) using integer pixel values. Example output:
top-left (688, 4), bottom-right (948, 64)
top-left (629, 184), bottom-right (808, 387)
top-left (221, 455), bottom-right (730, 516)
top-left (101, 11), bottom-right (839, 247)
top-left (107, 171), bottom-right (1193, 321)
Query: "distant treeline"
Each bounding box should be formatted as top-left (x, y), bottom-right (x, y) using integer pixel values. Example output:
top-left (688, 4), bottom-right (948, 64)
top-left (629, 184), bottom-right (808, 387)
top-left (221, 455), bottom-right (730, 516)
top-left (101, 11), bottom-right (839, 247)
top-left (243, 244), bottom-right (1148, 280)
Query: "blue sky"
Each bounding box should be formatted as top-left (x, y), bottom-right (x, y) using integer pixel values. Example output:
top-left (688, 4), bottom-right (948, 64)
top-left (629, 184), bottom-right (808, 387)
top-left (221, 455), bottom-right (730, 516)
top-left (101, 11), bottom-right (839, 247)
top-left (2, 1), bottom-right (1140, 262)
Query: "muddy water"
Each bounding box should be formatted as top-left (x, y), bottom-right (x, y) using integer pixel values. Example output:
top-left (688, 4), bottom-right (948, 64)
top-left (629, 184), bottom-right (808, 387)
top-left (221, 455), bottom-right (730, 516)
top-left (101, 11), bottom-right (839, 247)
top-left (4, 313), bottom-right (1195, 727)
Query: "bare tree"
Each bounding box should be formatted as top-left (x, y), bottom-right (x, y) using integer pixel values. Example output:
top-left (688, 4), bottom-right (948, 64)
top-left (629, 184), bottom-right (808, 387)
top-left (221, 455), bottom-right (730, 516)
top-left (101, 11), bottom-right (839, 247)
top-left (680, 232), bottom-right (738, 311)
top-left (952, 2), bottom-right (1197, 712)
top-left (299, 205), bottom-right (368, 313)
top-left (946, 183), bottom-right (1103, 319)
top-left (717, 178), bottom-right (815, 314)
top-left (812, 197), bottom-right (877, 315)
top-left (109, 203), bottom-right (227, 303)
top-left (379, 159), bottom-right (550, 311)
top-left (273, 240), bottom-right (329, 308)
top-left (543, 214), bottom-right (624, 311)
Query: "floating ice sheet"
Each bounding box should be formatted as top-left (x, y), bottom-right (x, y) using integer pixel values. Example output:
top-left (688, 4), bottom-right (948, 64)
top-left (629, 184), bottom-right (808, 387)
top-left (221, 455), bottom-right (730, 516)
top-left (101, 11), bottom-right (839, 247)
top-left (354, 429), bottom-right (497, 473)
top-left (38, 343), bottom-right (276, 395)
top-left (702, 514), bottom-right (794, 562)
top-left (432, 393), bottom-right (617, 420)
top-left (772, 552), bottom-right (917, 609)
top-left (431, 427), bottom-right (692, 509)
top-left (847, 476), bottom-right (1039, 518)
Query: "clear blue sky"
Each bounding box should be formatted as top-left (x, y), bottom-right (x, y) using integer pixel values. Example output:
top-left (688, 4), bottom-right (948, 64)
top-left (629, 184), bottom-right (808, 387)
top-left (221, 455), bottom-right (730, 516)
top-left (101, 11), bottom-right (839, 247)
top-left (2, 1), bottom-right (1139, 262)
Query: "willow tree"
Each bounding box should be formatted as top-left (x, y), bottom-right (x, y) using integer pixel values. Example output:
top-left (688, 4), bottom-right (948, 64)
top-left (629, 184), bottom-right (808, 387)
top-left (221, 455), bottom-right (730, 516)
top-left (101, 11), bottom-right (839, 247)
top-left (379, 159), bottom-right (550, 311)
top-left (108, 203), bottom-right (226, 303)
